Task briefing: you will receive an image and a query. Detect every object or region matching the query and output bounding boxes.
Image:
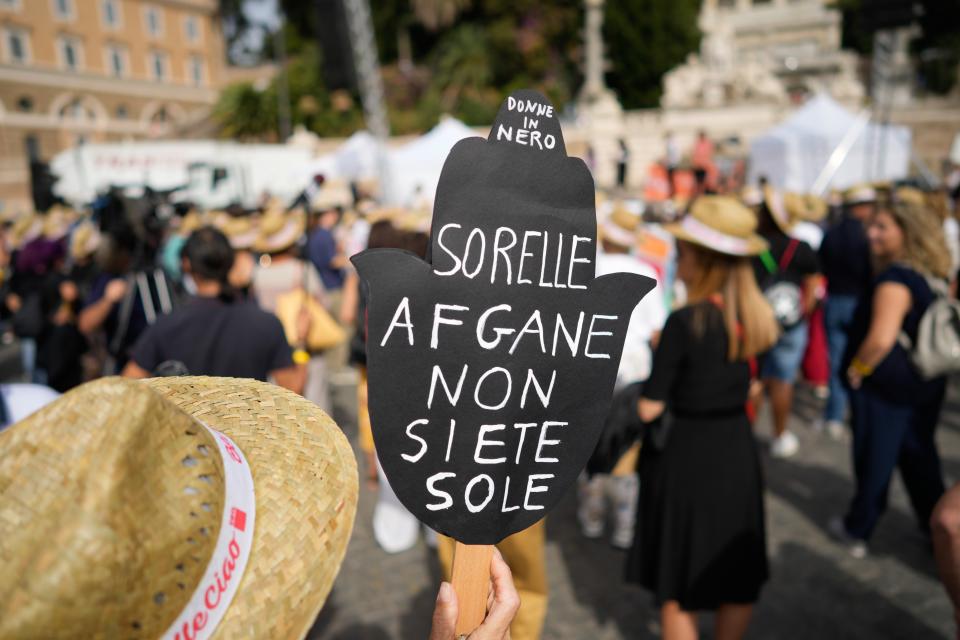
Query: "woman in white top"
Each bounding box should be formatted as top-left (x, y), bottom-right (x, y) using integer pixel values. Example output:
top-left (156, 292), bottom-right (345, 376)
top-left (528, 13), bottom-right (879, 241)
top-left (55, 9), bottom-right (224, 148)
top-left (252, 207), bottom-right (332, 413)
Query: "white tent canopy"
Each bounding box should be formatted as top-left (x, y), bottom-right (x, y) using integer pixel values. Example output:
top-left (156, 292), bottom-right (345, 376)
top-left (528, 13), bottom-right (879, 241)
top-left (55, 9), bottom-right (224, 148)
top-left (748, 94), bottom-right (912, 193)
top-left (306, 117), bottom-right (478, 205)
top-left (386, 117), bottom-right (477, 206)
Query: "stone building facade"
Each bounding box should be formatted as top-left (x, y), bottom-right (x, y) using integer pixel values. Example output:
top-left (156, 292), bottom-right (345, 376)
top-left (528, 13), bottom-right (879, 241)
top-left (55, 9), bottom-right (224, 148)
top-left (0, 0), bottom-right (225, 214)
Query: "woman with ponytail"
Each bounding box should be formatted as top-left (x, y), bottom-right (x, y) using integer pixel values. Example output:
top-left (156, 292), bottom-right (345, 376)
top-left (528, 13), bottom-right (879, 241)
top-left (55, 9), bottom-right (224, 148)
top-left (627, 196), bottom-right (779, 640)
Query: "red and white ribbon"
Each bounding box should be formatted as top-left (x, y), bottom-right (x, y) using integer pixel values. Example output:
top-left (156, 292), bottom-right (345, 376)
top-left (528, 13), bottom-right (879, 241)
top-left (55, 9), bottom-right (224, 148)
top-left (160, 422), bottom-right (256, 640)
top-left (680, 215), bottom-right (753, 256)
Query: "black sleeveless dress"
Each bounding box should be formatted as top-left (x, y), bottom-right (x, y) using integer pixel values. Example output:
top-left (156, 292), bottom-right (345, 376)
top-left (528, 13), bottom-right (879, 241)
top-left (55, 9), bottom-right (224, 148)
top-left (626, 302), bottom-right (768, 610)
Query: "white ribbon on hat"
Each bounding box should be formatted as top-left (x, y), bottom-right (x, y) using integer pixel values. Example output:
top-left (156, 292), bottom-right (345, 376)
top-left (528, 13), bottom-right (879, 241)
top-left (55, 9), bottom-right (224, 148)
top-left (601, 219), bottom-right (636, 248)
top-left (160, 422), bottom-right (256, 640)
top-left (680, 215), bottom-right (753, 256)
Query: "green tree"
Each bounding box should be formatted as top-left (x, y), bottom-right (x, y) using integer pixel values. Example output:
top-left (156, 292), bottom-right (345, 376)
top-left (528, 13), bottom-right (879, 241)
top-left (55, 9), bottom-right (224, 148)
top-left (213, 43), bottom-right (365, 139)
top-left (212, 82), bottom-right (277, 140)
top-left (604, 0), bottom-right (702, 109)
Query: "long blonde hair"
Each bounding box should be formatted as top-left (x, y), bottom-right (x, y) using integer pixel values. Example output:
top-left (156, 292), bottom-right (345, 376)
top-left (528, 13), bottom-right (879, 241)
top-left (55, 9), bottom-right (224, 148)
top-left (684, 244), bottom-right (780, 360)
top-left (883, 201), bottom-right (952, 279)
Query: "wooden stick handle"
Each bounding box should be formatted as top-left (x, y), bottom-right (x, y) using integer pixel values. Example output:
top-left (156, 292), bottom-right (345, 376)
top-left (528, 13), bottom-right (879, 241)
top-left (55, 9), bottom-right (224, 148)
top-left (450, 542), bottom-right (494, 636)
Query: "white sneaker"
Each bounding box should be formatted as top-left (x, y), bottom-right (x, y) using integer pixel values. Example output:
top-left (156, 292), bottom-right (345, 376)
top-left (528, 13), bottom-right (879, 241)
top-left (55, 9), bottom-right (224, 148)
top-left (825, 420), bottom-right (845, 440)
top-left (828, 516), bottom-right (868, 559)
top-left (770, 431), bottom-right (799, 458)
top-left (577, 474), bottom-right (607, 538)
top-left (608, 474), bottom-right (639, 549)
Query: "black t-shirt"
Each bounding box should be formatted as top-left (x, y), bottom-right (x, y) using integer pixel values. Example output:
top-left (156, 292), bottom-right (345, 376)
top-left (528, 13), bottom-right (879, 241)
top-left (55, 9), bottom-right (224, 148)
top-left (753, 232), bottom-right (820, 288)
top-left (819, 216), bottom-right (871, 297)
top-left (644, 303), bottom-right (750, 415)
top-left (131, 296), bottom-right (293, 380)
top-left (844, 264), bottom-right (942, 404)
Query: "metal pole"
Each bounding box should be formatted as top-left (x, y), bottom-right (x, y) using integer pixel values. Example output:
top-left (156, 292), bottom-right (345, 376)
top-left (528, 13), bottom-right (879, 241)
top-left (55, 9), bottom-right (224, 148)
top-left (341, 0), bottom-right (392, 201)
top-left (274, 14), bottom-right (292, 142)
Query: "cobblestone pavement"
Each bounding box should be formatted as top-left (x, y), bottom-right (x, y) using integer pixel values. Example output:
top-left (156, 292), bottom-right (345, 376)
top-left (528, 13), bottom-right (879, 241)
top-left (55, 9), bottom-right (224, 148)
top-left (308, 378), bottom-right (959, 639)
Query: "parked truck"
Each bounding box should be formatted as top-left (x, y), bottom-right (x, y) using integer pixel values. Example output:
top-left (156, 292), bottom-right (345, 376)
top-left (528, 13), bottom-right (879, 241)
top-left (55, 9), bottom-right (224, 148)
top-left (50, 141), bottom-right (315, 209)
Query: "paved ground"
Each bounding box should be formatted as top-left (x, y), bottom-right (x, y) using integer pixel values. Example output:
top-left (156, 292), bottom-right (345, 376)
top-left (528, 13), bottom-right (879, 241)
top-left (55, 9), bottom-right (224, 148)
top-left (308, 377), bottom-right (959, 639)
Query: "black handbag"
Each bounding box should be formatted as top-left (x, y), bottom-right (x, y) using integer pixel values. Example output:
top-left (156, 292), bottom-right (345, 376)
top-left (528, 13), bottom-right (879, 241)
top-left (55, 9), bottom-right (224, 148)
top-left (586, 382), bottom-right (644, 475)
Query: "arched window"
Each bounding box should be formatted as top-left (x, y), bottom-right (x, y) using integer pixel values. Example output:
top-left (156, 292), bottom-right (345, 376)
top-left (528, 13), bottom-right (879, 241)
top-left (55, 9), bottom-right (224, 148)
top-left (58, 97), bottom-right (96, 124)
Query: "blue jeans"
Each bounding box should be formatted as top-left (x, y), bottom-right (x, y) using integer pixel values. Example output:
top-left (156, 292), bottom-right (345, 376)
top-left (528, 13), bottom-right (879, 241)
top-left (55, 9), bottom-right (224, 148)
top-left (761, 321), bottom-right (808, 383)
top-left (844, 384), bottom-right (946, 540)
top-left (823, 295), bottom-right (858, 423)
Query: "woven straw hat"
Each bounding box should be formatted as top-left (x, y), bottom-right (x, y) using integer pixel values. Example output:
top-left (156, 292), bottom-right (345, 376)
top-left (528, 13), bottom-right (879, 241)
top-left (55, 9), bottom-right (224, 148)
top-left (311, 180), bottom-right (353, 211)
top-left (254, 207), bottom-right (306, 254)
top-left (8, 214), bottom-right (43, 250)
top-left (844, 184), bottom-right (877, 205)
top-left (217, 215), bottom-right (260, 251)
top-left (599, 205), bottom-right (640, 248)
top-left (740, 185), bottom-right (764, 208)
top-left (665, 195), bottom-right (768, 257)
top-left (42, 206), bottom-right (72, 240)
top-left (893, 186), bottom-right (926, 207)
top-left (763, 185), bottom-right (795, 233)
top-left (784, 192), bottom-right (828, 222)
top-left (70, 220), bottom-right (101, 260)
top-left (180, 210), bottom-right (203, 236)
top-left (0, 376), bottom-right (357, 639)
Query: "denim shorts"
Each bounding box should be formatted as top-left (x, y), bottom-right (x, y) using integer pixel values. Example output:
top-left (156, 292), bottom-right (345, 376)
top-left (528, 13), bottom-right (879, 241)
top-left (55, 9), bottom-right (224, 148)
top-left (762, 321), bottom-right (809, 383)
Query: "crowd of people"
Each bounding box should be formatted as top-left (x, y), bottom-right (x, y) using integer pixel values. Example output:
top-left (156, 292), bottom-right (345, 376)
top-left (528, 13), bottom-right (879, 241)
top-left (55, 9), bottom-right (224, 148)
top-left (585, 177), bottom-right (960, 640)
top-left (3, 154), bottom-right (960, 639)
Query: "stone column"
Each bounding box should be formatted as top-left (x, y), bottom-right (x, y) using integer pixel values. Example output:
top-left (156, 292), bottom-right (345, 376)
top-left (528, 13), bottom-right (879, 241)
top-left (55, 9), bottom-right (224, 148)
top-left (577, 0), bottom-right (624, 190)
top-left (580, 0), bottom-right (607, 103)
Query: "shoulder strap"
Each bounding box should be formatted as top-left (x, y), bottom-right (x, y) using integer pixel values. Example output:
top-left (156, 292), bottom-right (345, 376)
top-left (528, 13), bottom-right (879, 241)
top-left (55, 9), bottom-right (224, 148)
top-left (760, 250), bottom-right (778, 276)
top-left (779, 238), bottom-right (800, 272)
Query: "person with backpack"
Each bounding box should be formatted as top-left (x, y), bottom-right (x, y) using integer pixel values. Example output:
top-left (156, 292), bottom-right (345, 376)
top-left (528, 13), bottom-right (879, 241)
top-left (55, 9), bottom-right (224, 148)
top-left (752, 187), bottom-right (821, 458)
top-left (829, 199), bottom-right (953, 558)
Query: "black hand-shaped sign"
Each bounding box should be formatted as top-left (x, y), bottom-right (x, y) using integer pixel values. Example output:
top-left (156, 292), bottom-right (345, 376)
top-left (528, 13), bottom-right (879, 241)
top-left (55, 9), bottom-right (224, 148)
top-left (353, 90), bottom-right (655, 544)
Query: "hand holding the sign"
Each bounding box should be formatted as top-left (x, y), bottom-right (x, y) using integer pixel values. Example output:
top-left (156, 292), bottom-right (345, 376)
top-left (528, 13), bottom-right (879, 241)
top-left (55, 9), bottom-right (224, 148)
top-left (429, 548), bottom-right (519, 640)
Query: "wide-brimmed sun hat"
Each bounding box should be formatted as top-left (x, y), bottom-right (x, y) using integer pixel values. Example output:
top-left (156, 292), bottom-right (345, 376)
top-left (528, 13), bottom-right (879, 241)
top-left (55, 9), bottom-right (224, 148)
top-left (740, 185), bottom-right (764, 208)
top-left (42, 205), bottom-right (75, 240)
top-left (893, 186), bottom-right (926, 207)
top-left (217, 215), bottom-right (260, 251)
top-left (311, 180), bottom-right (354, 211)
top-left (0, 376), bottom-right (357, 639)
top-left (599, 205), bottom-right (640, 248)
top-left (69, 220), bottom-right (101, 260)
top-left (7, 214), bottom-right (43, 250)
top-left (844, 184), bottom-right (877, 205)
top-left (763, 185), bottom-right (794, 233)
top-left (784, 192), bottom-right (828, 222)
top-left (665, 195), bottom-right (768, 257)
top-left (254, 207), bottom-right (306, 254)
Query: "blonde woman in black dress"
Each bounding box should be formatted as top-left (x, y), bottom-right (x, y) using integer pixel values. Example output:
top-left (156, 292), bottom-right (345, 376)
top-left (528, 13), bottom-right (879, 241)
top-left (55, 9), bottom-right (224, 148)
top-left (628, 196), bottom-right (779, 640)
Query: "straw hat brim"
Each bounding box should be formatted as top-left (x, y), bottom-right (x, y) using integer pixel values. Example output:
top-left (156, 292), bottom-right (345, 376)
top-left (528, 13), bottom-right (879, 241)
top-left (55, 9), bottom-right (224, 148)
top-left (763, 188), bottom-right (794, 234)
top-left (141, 376), bottom-right (358, 639)
top-left (254, 217), bottom-right (305, 254)
top-left (663, 222), bottom-right (768, 257)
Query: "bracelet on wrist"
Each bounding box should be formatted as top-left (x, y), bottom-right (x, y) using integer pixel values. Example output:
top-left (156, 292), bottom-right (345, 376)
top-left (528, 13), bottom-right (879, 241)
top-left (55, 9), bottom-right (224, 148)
top-left (292, 348), bottom-right (310, 365)
top-left (850, 357), bottom-right (874, 377)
